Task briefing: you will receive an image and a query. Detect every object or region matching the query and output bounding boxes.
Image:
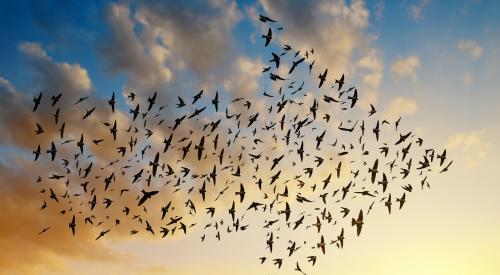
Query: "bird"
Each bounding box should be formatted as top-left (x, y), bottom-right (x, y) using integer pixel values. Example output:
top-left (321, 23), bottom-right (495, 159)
top-left (318, 68), bottom-right (328, 88)
top-left (28, 16), bottom-right (452, 271)
top-left (212, 91), bottom-right (219, 112)
top-left (437, 149), bottom-right (447, 166)
top-left (176, 96), bottom-right (186, 108)
top-left (347, 89), bottom-right (358, 108)
top-left (138, 190), bottom-right (159, 206)
top-left (262, 27), bottom-right (272, 47)
top-left (77, 134), bottom-right (85, 154)
top-left (192, 90), bottom-right (203, 104)
top-left (46, 142), bottom-right (57, 161)
top-left (317, 235), bottom-right (326, 254)
top-left (369, 159), bottom-right (379, 184)
top-left (51, 93), bottom-right (62, 106)
top-left (147, 91), bottom-right (157, 111)
top-left (235, 183), bottom-right (245, 203)
top-left (440, 160), bottom-right (453, 173)
top-left (33, 92), bottom-right (42, 112)
top-left (108, 92), bottom-right (116, 112)
top-left (259, 14), bottom-right (277, 23)
top-left (33, 145), bottom-right (41, 161)
top-left (110, 120), bottom-right (117, 141)
top-left (395, 131), bottom-right (412, 145)
top-left (270, 52), bottom-right (280, 68)
top-left (82, 107), bottom-right (96, 120)
top-left (334, 74), bottom-right (345, 91)
top-left (396, 193), bottom-right (406, 209)
top-left (35, 123), bottom-right (44, 135)
top-left (96, 230), bottom-right (110, 240)
top-left (368, 104), bottom-right (376, 116)
top-left (149, 152), bottom-right (160, 177)
top-left (69, 215), bottom-right (76, 236)
top-left (351, 210), bottom-right (364, 236)
top-left (289, 57), bottom-right (305, 74)
top-left (195, 136), bottom-right (205, 161)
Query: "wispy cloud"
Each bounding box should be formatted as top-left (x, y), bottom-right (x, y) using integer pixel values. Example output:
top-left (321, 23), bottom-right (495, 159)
top-left (409, 0), bottom-right (431, 20)
top-left (458, 39), bottom-right (483, 59)
top-left (391, 55), bottom-right (421, 80)
top-left (382, 96), bottom-right (418, 121)
top-left (19, 42), bottom-right (92, 95)
top-left (260, 0), bottom-right (383, 108)
top-left (0, 158), bottom-right (132, 274)
top-left (447, 129), bottom-right (490, 167)
top-left (463, 71), bottom-right (473, 84)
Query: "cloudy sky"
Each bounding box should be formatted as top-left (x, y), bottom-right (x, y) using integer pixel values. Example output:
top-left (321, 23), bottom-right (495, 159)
top-left (0, 0), bottom-right (499, 274)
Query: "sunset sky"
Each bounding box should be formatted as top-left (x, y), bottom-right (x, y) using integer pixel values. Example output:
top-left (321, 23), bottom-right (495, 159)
top-left (1, 1), bottom-right (499, 274)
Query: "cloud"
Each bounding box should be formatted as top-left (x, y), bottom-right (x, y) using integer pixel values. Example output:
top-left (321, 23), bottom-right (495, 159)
top-left (463, 71), bottom-right (472, 84)
top-left (19, 42), bottom-right (92, 96)
top-left (391, 55), bottom-right (421, 80)
top-left (410, 0), bottom-right (431, 20)
top-left (136, 0), bottom-right (241, 78)
top-left (259, 0), bottom-right (383, 109)
top-left (357, 48), bottom-right (384, 108)
top-left (0, 77), bottom-right (35, 148)
top-left (139, 265), bottom-right (170, 275)
top-left (260, 0), bottom-right (370, 77)
top-left (0, 76), bottom-right (21, 98)
top-left (375, 1), bottom-right (384, 20)
top-left (0, 157), bottom-right (131, 274)
top-left (447, 129), bottom-right (490, 167)
top-left (382, 96), bottom-right (418, 121)
top-left (0, 73), bottom-right (208, 274)
top-left (458, 39), bottom-right (483, 59)
top-left (1, 45), bottom-right (152, 175)
top-left (223, 56), bottom-right (264, 98)
top-left (100, 4), bottom-right (173, 96)
top-left (101, 1), bottom-right (243, 97)
top-left (0, 2), bottom-right (454, 274)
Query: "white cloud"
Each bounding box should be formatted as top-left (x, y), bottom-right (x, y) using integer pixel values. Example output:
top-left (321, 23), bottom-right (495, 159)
top-left (101, 4), bottom-right (173, 96)
top-left (410, 0), bottom-right (430, 20)
top-left (391, 55), bottom-right (421, 80)
top-left (100, 1), bottom-right (250, 104)
top-left (375, 1), bottom-right (384, 20)
top-left (223, 56), bottom-right (264, 98)
top-left (458, 39), bottom-right (483, 59)
top-left (260, 0), bottom-right (383, 108)
top-left (0, 76), bottom-right (19, 97)
top-left (359, 49), bottom-right (383, 87)
top-left (19, 42), bottom-right (92, 95)
top-left (18, 42), bottom-right (47, 58)
top-left (260, 0), bottom-right (372, 77)
top-left (447, 129), bottom-right (490, 167)
top-left (463, 71), bottom-right (472, 84)
top-left (357, 48), bottom-right (384, 108)
top-left (383, 96), bottom-right (418, 120)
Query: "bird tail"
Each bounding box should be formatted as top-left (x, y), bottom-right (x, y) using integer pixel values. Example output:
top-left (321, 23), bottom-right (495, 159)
top-left (351, 218), bottom-right (356, 226)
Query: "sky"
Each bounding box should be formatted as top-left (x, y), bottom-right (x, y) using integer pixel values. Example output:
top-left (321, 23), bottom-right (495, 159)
top-left (0, 0), bottom-right (499, 274)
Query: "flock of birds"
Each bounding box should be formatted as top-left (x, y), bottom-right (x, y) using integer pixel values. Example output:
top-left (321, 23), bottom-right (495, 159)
top-left (32, 14), bottom-right (452, 273)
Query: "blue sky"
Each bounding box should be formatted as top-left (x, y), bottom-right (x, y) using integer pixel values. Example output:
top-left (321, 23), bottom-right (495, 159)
top-left (0, 1), bottom-right (497, 99)
top-left (1, 0), bottom-right (498, 125)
